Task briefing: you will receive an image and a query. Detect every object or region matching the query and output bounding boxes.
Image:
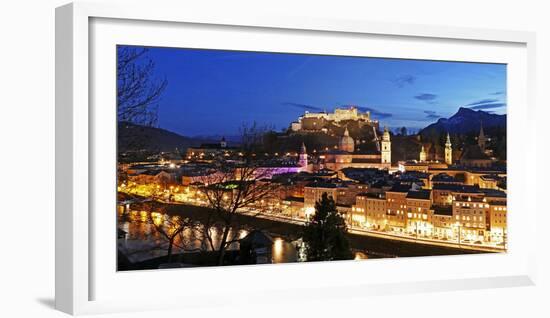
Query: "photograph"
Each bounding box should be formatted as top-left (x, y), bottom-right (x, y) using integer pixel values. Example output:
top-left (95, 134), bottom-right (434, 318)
top-left (116, 45), bottom-right (507, 271)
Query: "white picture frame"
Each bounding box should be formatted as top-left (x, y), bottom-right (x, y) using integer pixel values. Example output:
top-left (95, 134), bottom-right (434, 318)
top-left (55, 1), bottom-right (537, 315)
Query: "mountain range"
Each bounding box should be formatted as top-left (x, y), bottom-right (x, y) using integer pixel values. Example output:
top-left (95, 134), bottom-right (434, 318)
top-left (419, 107), bottom-right (506, 137)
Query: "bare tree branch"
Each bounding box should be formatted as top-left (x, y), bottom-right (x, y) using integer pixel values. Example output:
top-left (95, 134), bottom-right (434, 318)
top-left (194, 123), bottom-right (281, 265)
top-left (117, 46), bottom-right (167, 126)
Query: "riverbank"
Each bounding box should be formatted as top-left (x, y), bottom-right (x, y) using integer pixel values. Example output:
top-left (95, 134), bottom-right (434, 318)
top-left (118, 250), bottom-right (241, 271)
top-left (120, 192), bottom-right (486, 259)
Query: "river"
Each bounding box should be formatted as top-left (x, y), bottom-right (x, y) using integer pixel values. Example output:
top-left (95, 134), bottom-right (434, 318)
top-left (117, 200), bottom-right (479, 269)
top-left (117, 209), bottom-right (307, 264)
top-left (117, 208), bottom-right (369, 266)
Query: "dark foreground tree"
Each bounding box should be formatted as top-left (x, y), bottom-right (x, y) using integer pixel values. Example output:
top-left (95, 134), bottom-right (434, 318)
top-left (198, 123), bottom-right (280, 265)
top-left (126, 189), bottom-right (197, 264)
top-left (148, 212), bottom-right (194, 263)
top-left (117, 46), bottom-right (167, 126)
top-left (302, 193), bottom-right (353, 261)
top-left (117, 47), bottom-right (168, 159)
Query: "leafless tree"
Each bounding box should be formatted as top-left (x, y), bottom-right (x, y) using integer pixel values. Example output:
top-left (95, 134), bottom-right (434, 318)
top-left (117, 46), bottom-right (167, 126)
top-left (147, 211), bottom-right (194, 263)
top-left (137, 196), bottom-right (205, 263)
top-left (198, 123), bottom-right (281, 265)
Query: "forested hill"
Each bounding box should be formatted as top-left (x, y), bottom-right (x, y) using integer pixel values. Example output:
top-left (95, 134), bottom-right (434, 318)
top-left (118, 121), bottom-right (211, 153)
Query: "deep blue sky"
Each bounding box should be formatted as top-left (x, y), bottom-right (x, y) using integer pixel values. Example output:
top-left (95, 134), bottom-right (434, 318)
top-left (125, 45), bottom-right (507, 137)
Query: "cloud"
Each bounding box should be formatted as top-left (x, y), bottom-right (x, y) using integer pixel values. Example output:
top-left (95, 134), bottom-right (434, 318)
top-left (286, 57), bottom-right (315, 80)
top-left (491, 91), bottom-right (506, 96)
top-left (354, 106), bottom-right (393, 119)
top-left (282, 102), bottom-right (323, 112)
top-left (469, 103), bottom-right (506, 110)
top-left (466, 99), bottom-right (499, 106)
top-left (423, 110), bottom-right (441, 119)
top-left (414, 93), bottom-right (438, 102)
top-left (391, 75), bottom-right (416, 88)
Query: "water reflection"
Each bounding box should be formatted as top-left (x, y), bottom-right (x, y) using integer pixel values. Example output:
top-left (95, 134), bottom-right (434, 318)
top-left (118, 209), bottom-right (298, 264)
top-left (119, 209), bottom-right (366, 264)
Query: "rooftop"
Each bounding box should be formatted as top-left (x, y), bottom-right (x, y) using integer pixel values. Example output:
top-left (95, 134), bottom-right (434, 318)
top-left (388, 183), bottom-right (412, 193)
top-left (399, 171), bottom-right (430, 179)
top-left (351, 158), bottom-right (384, 164)
top-left (305, 182), bottom-right (343, 189)
top-left (357, 192), bottom-right (386, 199)
top-left (480, 189), bottom-right (507, 198)
top-left (432, 184), bottom-right (480, 193)
top-left (141, 169), bottom-right (172, 176)
top-left (454, 195), bottom-right (486, 203)
top-left (403, 161), bottom-right (429, 166)
top-left (406, 190), bottom-right (432, 200)
top-left (431, 173), bottom-right (459, 183)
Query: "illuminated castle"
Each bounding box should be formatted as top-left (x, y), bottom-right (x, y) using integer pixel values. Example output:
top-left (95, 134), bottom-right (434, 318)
top-left (290, 106), bottom-right (379, 132)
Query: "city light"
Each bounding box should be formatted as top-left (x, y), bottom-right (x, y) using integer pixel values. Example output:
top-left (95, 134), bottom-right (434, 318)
top-left (116, 49), bottom-right (507, 271)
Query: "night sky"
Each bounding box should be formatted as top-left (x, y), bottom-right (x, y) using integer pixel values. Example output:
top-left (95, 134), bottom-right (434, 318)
top-left (124, 45), bottom-right (507, 137)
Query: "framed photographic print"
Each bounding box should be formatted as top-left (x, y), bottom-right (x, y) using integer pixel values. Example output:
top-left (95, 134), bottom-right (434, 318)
top-left (56, 1), bottom-right (537, 315)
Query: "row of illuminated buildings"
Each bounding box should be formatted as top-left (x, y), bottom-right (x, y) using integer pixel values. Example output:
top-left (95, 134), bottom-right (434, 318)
top-left (273, 167), bottom-right (506, 245)
top-left (350, 183), bottom-right (506, 244)
top-left (120, 155), bottom-right (506, 245)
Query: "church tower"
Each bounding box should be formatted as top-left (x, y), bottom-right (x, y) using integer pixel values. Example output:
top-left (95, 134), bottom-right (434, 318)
top-left (478, 122), bottom-right (486, 151)
top-left (419, 144), bottom-right (427, 162)
top-left (220, 137), bottom-right (227, 148)
top-left (445, 133), bottom-right (453, 165)
top-left (299, 142), bottom-right (308, 169)
top-left (381, 127), bottom-right (391, 164)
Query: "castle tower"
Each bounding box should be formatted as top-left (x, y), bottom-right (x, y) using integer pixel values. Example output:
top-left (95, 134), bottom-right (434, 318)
top-left (381, 127), bottom-right (391, 164)
top-left (339, 127), bottom-right (355, 153)
top-left (445, 133), bottom-right (453, 165)
top-left (299, 142), bottom-right (308, 169)
top-left (419, 144), bottom-right (427, 162)
top-left (478, 122), bottom-right (486, 151)
top-left (220, 137), bottom-right (227, 148)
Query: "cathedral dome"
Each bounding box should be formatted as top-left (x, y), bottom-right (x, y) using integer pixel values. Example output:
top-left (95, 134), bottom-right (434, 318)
top-left (339, 127), bottom-right (355, 152)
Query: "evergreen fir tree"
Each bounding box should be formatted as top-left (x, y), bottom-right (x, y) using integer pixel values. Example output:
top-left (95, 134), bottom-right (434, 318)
top-left (302, 193), bottom-right (353, 261)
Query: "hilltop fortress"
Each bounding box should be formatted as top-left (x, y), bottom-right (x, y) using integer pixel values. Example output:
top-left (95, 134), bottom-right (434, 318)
top-left (290, 106), bottom-right (379, 132)
top-left (286, 106), bottom-right (389, 170)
